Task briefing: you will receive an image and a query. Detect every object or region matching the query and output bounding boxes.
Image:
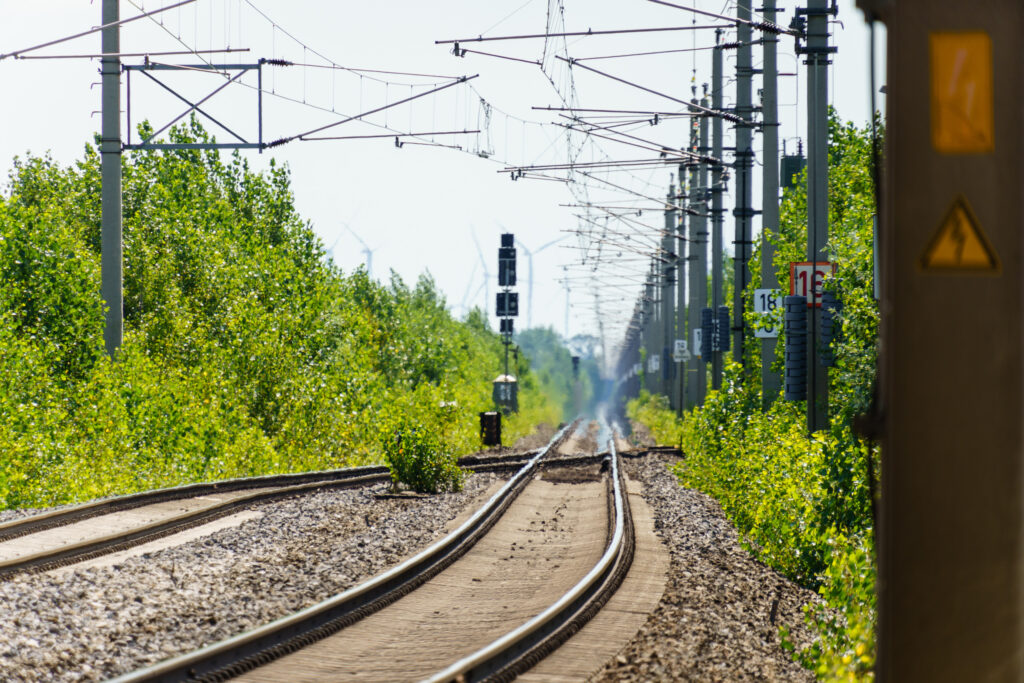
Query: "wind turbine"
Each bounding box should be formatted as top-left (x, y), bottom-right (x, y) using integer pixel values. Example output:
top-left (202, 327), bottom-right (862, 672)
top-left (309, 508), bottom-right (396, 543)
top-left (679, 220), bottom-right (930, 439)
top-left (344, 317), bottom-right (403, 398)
top-left (344, 224), bottom-right (379, 279)
top-left (325, 236), bottom-right (341, 264)
top-left (471, 229), bottom-right (492, 316)
top-left (562, 266), bottom-right (571, 340)
top-left (458, 261), bottom-right (479, 317)
top-left (509, 232), bottom-right (565, 330)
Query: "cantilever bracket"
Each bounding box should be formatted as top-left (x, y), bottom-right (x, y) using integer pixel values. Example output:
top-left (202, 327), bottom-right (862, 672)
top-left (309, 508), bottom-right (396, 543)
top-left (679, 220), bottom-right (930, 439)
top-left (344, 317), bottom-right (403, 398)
top-left (124, 60), bottom-right (270, 152)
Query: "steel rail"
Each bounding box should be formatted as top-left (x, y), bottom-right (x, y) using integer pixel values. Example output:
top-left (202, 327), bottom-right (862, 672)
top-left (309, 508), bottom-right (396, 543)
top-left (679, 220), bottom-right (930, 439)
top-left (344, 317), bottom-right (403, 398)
top-left (0, 474), bottom-right (392, 581)
top-left (0, 451), bottom-right (568, 580)
top-left (423, 428), bottom-right (634, 682)
top-left (0, 447), bottom-right (554, 545)
top-left (0, 465), bottom-right (388, 544)
top-left (106, 421), bottom-right (579, 683)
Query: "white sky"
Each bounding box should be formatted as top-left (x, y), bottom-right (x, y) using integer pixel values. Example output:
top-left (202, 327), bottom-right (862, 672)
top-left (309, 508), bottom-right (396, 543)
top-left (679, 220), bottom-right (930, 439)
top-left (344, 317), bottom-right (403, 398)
top-left (0, 1), bottom-right (885, 369)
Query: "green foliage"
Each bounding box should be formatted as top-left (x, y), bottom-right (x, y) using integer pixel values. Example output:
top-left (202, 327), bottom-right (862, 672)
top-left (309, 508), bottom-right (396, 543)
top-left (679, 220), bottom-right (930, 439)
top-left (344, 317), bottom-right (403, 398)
top-left (629, 111), bottom-right (880, 681)
top-left (380, 403), bottom-right (464, 494)
top-left (515, 327), bottom-right (598, 422)
top-left (0, 117), bottom-right (554, 508)
top-left (626, 390), bottom-right (683, 449)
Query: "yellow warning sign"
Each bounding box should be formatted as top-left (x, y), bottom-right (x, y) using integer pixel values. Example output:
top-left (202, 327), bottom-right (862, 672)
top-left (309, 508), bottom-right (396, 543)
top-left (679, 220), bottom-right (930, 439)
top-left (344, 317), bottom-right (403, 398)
top-left (930, 32), bottom-right (994, 154)
top-left (920, 195), bottom-right (999, 272)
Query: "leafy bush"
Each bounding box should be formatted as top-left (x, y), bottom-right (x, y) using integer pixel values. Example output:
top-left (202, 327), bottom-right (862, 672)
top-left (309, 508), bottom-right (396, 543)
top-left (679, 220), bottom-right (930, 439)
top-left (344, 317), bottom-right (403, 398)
top-left (380, 414), bottom-right (464, 494)
top-left (626, 390), bottom-right (683, 449)
top-left (627, 111), bottom-right (881, 681)
top-left (0, 117), bottom-right (556, 508)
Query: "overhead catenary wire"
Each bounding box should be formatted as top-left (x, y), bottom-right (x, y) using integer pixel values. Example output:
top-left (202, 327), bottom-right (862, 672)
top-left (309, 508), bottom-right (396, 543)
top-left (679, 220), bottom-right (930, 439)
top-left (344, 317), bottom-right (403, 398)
top-left (302, 129), bottom-right (480, 141)
top-left (645, 0), bottom-right (797, 36)
top-left (0, 0), bottom-right (197, 60)
top-left (269, 74), bottom-right (479, 146)
top-left (556, 56), bottom-right (744, 125)
top-left (17, 47), bottom-right (250, 60)
top-left (436, 24), bottom-right (730, 46)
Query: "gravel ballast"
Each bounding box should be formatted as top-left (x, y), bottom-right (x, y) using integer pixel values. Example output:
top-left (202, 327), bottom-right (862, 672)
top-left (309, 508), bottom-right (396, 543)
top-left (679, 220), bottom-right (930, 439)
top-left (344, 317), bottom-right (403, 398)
top-left (592, 452), bottom-right (820, 682)
top-left (0, 472), bottom-right (503, 682)
top-left (1, 445), bottom-right (823, 682)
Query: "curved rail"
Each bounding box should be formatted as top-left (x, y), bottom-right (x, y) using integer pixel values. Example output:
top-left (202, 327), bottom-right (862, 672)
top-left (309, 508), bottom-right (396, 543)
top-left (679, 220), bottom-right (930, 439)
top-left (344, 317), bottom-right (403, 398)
top-left (0, 445), bottom-right (557, 545)
top-left (0, 465), bottom-right (391, 544)
top-left (423, 427), bottom-right (634, 683)
top-left (106, 421), bottom-right (578, 683)
top-left (0, 446), bottom-right (570, 581)
top-left (0, 472), bottom-right (390, 580)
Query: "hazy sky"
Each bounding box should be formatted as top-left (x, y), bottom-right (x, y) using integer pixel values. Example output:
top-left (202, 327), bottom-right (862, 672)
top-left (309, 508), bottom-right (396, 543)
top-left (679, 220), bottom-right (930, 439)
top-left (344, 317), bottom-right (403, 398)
top-left (0, 1), bottom-right (885, 366)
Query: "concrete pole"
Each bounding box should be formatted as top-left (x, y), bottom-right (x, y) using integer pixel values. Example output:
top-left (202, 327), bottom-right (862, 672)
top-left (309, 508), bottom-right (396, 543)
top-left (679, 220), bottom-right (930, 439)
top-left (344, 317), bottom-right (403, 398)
top-left (661, 201), bottom-right (674, 401)
top-left (676, 173), bottom-right (688, 410)
top-left (806, 0), bottom-right (831, 432)
top-left (710, 30), bottom-right (725, 388)
top-left (101, 0), bottom-right (122, 357)
top-left (651, 260), bottom-right (663, 396)
top-left (686, 103), bottom-right (705, 408)
top-left (696, 93), bottom-right (710, 404)
top-left (733, 2), bottom-right (755, 368)
top-left (644, 274), bottom-right (655, 394)
top-left (873, 1), bottom-right (1024, 678)
top-left (664, 179), bottom-right (679, 410)
top-left (760, 0), bottom-right (782, 406)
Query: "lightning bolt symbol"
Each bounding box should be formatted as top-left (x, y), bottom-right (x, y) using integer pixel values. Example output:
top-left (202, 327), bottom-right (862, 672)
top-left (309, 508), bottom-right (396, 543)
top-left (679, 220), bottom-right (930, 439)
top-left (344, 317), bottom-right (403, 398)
top-left (951, 215), bottom-right (966, 263)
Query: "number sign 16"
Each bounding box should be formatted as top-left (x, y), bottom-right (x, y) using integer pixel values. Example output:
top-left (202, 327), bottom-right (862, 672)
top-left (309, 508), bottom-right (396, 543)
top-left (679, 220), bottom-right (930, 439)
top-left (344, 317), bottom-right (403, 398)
top-left (789, 262), bottom-right (836, 306)
top-left (753, 288), bottom-right (781, 338)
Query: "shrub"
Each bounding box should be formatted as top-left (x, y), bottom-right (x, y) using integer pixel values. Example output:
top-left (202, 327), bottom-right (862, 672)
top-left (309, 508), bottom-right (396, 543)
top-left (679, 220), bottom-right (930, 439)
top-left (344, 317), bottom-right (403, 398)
top-left (0, 117), bottom-right (560, 508)
top-left (380, 405), bottom-right (464, 494)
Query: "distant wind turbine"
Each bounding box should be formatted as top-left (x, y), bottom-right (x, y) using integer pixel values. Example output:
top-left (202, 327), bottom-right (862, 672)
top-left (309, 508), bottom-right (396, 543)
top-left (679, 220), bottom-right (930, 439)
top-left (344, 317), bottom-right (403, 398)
top-left (508, 231), bottom-right (565, 330)
top-left (459, 261), bottom-right (479, 317)
top-left (344, 224), bottom-right (380, 279)
top-left (325, 236), bottom-right (341, 264)
top-left (471, 229), bottom-right (492, 316)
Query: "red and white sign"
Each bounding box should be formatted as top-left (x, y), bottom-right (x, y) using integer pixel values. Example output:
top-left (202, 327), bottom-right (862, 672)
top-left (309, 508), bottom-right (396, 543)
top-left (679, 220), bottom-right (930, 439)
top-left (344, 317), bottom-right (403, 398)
top-left (789, 261), bottom-right (836, 306)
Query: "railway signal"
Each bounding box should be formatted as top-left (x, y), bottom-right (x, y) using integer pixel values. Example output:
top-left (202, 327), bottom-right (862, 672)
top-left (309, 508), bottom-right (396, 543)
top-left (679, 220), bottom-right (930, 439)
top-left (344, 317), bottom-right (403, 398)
top-left (494, 233), bottom-right (518, 413)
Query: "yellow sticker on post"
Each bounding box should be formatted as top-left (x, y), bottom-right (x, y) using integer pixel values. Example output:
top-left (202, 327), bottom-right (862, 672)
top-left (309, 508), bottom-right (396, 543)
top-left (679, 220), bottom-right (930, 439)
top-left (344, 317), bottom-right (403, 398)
top-left (930, 32), bottom-right (994, 154)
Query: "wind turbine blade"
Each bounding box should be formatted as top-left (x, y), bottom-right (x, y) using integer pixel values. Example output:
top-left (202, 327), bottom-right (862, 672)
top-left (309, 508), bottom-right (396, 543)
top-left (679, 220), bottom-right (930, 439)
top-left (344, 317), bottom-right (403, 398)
top-left (536, 236), bottom-right (566, 252)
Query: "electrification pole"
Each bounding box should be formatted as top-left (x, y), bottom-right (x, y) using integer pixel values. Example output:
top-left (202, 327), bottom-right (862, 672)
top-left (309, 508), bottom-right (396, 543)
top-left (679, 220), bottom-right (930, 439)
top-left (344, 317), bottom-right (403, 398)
top-left (733, 5), bottom-right (755, 369)
top-left (696, 90), bottom-right (710, 405)
top-left (761, 0), bottom-right (782, 405)
top-left (866, 0), bottom-right (1024, 679)
top-left (643, 273), bottom-right (655, 394)
top-left (661, 201), bottom-right (674, 401)
top-left (687, 100), bottom-right (705, 408)
top-left (665, 178), bottom-right (679, 411)
top-left (803, 0), bottom-right (833, 432)
top-left (711, 29), bottom-right (726, 388)
top-left (101, 0), bottom-right (122, 357)
top-left (676, 174), bottom-right (688, 413)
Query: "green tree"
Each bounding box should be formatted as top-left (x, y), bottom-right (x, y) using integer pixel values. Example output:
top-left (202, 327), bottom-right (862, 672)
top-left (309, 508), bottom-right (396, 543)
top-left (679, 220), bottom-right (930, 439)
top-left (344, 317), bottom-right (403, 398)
top-left (0, 118), bottom-right (555, 506)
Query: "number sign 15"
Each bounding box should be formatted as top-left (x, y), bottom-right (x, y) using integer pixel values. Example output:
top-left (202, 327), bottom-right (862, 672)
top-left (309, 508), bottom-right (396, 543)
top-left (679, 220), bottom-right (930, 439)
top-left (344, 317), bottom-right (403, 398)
top-left (789, 262), bottom-right (836, 306)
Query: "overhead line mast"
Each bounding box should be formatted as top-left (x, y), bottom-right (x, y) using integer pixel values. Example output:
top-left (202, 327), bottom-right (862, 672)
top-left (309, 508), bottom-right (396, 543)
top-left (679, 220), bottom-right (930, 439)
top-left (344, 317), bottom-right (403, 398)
top-left (760, 0), bottom-right (782, 405)
top-left (100, 0), bottom-right (122, 357)
top-left (732, 1), bottom-right (756, 368)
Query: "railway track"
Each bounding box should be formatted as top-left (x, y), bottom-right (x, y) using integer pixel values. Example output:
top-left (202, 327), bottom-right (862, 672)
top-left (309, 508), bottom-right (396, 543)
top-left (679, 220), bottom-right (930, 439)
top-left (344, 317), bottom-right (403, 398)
top-left (101, 420), bottom-right (633, 682)
top-left (0, 439), bottom-right (574, 581)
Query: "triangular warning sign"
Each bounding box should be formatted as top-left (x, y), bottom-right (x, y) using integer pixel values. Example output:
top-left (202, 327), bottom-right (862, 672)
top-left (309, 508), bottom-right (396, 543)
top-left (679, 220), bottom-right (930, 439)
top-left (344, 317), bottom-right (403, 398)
top-left (920, 195), bottom-right (999, 272)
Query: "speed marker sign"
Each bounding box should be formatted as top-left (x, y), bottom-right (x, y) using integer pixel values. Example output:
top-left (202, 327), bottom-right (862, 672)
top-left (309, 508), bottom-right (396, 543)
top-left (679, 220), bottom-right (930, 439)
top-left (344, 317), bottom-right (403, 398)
top-left (753, 288), bottom-right (781, 338)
